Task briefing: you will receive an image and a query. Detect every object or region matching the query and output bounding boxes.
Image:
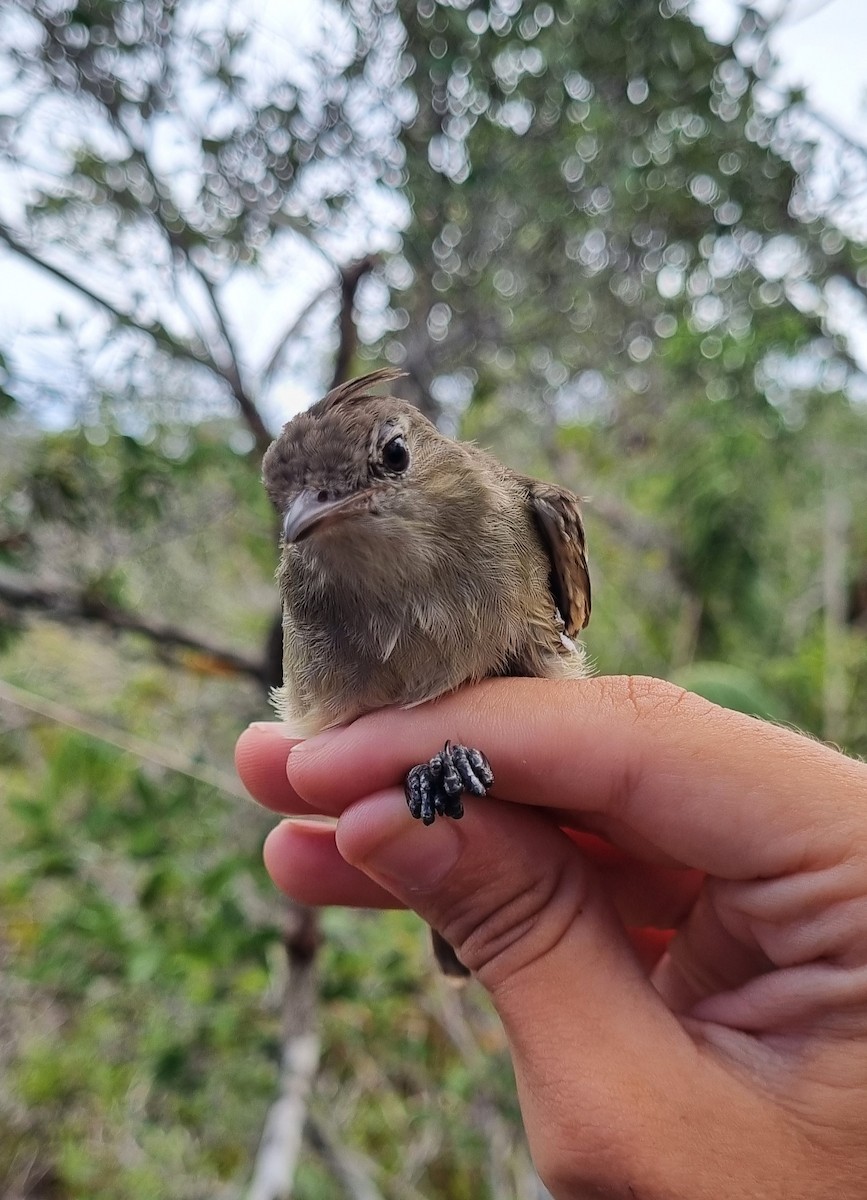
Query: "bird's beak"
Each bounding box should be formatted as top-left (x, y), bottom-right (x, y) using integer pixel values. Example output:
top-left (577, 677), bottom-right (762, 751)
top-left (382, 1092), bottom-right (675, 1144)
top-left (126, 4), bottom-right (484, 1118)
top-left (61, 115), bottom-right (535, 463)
top-left (282, 488), bottom-right (370, 543)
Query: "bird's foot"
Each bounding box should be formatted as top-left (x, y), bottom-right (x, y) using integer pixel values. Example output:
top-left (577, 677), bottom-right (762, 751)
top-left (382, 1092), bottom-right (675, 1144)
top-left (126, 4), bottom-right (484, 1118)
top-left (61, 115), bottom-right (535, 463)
top-left (404, 741), bottom-right (494, 825)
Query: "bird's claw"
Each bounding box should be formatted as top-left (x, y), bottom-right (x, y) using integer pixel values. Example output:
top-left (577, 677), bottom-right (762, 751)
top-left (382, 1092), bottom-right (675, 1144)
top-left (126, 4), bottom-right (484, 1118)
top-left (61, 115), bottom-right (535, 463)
top-left (404, 741), bottom-right (494, 825)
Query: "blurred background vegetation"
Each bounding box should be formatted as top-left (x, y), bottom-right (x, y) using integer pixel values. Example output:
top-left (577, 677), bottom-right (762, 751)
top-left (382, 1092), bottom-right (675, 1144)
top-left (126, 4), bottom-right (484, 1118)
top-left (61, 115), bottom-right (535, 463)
top-left (1, 0), bottom-right (866, 1196)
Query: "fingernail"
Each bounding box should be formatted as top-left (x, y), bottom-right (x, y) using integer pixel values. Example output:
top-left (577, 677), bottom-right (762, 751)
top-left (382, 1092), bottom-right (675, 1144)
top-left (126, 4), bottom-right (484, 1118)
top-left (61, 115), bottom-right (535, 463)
top-left (290, 726), bottom-right (344, 757)
top-left (248, 721), bottom-right (287, 733)
top-left (279, 815), bottom-right (338, 830)
top-left (339, 799), bottom-right (463, 893)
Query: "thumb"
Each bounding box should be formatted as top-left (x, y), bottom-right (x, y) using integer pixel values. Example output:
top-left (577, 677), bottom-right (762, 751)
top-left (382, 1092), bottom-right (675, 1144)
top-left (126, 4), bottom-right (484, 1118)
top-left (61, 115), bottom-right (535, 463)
top-left (335, 792), bottom-right (701, 1187)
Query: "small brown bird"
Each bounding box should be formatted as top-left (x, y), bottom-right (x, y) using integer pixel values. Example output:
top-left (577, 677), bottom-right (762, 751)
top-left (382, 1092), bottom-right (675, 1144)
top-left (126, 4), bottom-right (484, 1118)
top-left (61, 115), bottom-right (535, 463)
top-left (263, 368), bottom-right (591, 973)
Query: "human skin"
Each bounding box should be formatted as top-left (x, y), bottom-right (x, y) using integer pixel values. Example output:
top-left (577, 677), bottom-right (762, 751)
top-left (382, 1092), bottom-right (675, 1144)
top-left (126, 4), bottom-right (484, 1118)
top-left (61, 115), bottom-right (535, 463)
top-left (235, 676), bottom-right (867, 1199)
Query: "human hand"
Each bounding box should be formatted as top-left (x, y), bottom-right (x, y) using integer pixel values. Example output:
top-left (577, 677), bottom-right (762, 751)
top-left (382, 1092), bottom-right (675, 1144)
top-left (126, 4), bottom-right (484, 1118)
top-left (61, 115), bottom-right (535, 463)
top-left (236, 677), bottom-right (867, 1198)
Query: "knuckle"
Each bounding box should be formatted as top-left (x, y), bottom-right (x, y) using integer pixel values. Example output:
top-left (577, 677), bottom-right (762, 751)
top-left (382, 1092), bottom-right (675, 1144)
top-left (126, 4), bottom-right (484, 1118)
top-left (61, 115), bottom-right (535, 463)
top-left (598, 674), bottom-right (710, 725)
top-left (438, 853), bottom-right (588, 988)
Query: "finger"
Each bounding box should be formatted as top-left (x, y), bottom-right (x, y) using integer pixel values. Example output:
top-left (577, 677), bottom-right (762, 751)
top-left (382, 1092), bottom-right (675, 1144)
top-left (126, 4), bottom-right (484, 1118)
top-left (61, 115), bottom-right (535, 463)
top-left (235, 723), bottom-right (312, 814)
top-left (334, 790), bottom-right (788, 1191)
top-left (264, 818), bottom-right (406, 909)
top-left (567, 831), bottom-right (704, 928)
top-left (630, 927), bottom-right (676, 973)
top-left (288, 676), bottom-right (867, 881)
top-left (261, 807), bottom-right (702, 930)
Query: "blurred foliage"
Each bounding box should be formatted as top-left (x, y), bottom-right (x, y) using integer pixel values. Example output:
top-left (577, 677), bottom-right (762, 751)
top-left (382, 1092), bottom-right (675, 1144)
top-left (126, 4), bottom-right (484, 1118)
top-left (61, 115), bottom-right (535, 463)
top-left (670, 660), bottom-right (782, 720)
top-left (1, 0), bottom-right (867, 1196)
top-left (1, 709), bottom-right (527, 1199)
top-left (1, 724), bottom-right (280, 1198)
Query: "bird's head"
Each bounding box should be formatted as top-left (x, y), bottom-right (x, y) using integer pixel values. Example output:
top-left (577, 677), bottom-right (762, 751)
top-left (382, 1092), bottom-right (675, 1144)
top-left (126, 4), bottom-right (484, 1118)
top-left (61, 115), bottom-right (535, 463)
top-left (263, 369), bottom-right (480, 559)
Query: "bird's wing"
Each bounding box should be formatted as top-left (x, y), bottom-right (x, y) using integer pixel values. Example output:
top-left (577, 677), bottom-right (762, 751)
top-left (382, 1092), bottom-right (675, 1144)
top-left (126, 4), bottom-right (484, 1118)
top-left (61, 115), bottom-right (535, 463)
top-left (523, 479), bottom-right (591, 636)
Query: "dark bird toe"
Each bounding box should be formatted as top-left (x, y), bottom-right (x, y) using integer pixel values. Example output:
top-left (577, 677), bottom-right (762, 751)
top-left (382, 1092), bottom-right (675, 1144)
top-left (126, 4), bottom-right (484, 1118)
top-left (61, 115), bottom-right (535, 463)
top-left (403, 741), bottom-right (493, 823)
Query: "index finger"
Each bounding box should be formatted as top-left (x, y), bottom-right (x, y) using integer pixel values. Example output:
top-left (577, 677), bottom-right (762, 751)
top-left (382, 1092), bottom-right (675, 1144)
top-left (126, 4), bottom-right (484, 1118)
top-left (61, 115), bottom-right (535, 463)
top-left (235, 724), bottom-right (308, 813)
top-left (286, 676), bottom-right (867, 882)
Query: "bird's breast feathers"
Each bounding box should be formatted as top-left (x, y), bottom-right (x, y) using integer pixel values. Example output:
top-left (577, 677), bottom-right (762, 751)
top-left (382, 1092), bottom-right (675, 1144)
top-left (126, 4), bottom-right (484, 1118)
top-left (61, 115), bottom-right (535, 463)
top-left (273, 544), bottom-right (587, 736)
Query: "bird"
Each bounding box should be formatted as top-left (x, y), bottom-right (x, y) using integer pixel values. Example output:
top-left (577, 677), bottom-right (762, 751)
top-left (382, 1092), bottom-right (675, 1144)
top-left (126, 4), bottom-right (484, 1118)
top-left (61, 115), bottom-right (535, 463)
top-left (263, 367), bottom-right (591, 975)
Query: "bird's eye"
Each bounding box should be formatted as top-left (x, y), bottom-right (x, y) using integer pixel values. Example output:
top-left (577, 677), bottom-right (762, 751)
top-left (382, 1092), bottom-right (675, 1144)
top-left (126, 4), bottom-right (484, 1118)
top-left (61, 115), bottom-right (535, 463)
top-left (381, 434), bottom-right (410, 474)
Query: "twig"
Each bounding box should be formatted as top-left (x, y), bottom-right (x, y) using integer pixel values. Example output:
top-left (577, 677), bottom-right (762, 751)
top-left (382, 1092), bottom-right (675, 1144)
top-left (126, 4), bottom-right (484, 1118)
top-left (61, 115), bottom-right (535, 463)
top-left (0, 570), bottom-right (267, 684)
top-left (188, 259), bottom-right (272, 453)
top-left (329, 256), bottom-right (379, 390)
top-left (262, 282), bottom-right (336, 388)
top-left (306, 1113), bottom-right (387, 1200)
top-left (0, 223), bottom-right (207, 370)
top-left (247, 911), bottom-right (321, 1200)
top-left (115, 120), bottom-right (273, 454)
top-left (0, 221), bottom-right (273, 454)
top-left (0, 677), bottom-right (249, 799)
top-left (247, 1031), bottom-right (321, 1200)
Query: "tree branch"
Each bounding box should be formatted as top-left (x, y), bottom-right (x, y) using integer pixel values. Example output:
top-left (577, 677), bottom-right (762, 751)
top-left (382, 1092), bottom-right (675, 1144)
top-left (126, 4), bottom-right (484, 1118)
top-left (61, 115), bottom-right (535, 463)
top-left (0, 677), bottom-right (249, 799)
top-left (0, 221), bottom-right (273, 455)
top-left (262, 280), bottom-right (336, 389)
top-left (0, 570), bottom-right (267, 685)
top-left (189, 261), bottom-right (273, 453)
top-left (100, 116), bottom-right (273, 455)
top-left (329, 255), bottom-right (380, 389)
top-left (247, 909), bottom-right (321, 1200)
top-left (0, 222), bottom-right (199, 362)
top-left (306, 1113), bottom-right (387, 1200)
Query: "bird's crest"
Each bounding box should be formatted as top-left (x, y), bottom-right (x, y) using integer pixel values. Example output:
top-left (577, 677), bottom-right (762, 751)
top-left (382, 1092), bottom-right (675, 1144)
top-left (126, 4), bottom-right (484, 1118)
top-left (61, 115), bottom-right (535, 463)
top-left (317, 368), bottom-right (407, 414)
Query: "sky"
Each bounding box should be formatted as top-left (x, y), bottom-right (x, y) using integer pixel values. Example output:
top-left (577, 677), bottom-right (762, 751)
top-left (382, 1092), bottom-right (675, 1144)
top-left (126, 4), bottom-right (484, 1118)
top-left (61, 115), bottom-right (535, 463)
top-left (694, 0), bottom-right (866, 148)
top-left (1, 0), bottom-right (865, 427)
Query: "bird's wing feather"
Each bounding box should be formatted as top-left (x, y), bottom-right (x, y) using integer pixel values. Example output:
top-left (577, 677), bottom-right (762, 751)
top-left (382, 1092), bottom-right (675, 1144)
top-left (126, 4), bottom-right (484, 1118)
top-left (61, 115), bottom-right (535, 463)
top-left (522, 479), bottom-right (591, 636)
